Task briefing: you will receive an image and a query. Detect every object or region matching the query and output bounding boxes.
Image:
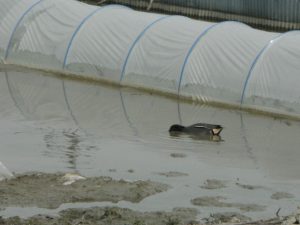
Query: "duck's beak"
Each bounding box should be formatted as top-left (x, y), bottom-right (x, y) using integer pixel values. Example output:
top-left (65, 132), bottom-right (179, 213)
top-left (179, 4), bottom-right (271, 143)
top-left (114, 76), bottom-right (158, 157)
top-left (212, 127), bottom-right (223, 135)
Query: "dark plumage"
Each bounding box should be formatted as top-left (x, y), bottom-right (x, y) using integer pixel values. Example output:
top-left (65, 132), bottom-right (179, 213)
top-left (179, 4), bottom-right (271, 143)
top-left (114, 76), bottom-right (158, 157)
top-left (169, 123), bottom-right (223, 136)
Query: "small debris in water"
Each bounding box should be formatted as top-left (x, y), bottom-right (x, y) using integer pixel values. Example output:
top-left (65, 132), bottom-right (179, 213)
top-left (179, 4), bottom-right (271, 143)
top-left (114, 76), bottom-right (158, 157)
top-left (0, 162), bottom-right (13, 181)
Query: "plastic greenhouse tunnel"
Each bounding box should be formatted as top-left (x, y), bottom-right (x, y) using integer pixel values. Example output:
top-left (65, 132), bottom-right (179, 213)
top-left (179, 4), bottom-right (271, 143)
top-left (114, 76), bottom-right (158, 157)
top-left (1, 0), bottom-right (300, 118)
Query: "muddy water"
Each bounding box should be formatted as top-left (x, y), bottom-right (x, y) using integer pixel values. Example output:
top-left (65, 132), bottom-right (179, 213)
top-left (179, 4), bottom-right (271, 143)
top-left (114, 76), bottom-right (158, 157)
top-left (0, 65), bottom-right (300, 221)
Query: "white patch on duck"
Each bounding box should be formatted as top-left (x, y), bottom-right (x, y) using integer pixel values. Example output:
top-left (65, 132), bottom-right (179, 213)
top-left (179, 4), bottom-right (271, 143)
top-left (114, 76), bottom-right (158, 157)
top-left (212, 128), bottom-right (222, 135)
top-left (62, 173), bottom-right (86, 185)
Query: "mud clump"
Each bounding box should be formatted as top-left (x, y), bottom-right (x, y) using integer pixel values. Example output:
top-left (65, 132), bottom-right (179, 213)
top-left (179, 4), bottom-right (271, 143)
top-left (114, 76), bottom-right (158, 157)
top-left (200, 179), bottom-right (227, 190)
top-left (0, 207), bottom-right (198, 225)
top-left (271, 192), bottom-right (295, 200)
top-left (0, 173), bottom-right (169, 209)
top-left (235, 182), bottom-right (264, 190)
top-left (156, 171), bottom-right (188, 177)
top-left (191, 196), bottom-right (266, 212)
top-left (170, 153), bottom-right (187, 158)
top-left (205, 212), bottom-right (252, 224)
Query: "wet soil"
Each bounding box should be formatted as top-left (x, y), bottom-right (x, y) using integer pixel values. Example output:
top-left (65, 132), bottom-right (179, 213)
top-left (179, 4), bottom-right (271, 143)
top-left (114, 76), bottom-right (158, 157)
top-left (235, 183), bottom-right (265, 190)
top-left (156, 171), bottom-right (189, 177)
top-left (191, 196), bottom-right (266, 212)
top-left (0, 173), bottom-right (169, 209)
top-left (0, 207), bottom-right (198, 225)
top-left (1, 207), bottom-right (300, 225)
top-left (271, 192), bottom-right (295, 200)
top-left (0, 173), bottom-right (299, 225)
top-left (170, 153), bottom-right (187, 158)
top-left (200, 179), bottom-right (227, 190)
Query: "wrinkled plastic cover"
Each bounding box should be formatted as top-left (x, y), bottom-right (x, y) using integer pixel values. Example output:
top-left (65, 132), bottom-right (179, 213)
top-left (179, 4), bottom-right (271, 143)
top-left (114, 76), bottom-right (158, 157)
top-left (65, 7), bottom-right (164, 81)
top-left (180, 22), bottom-right (277, 104)
top-left (123, 16), bottom-right (213, 92)
top-left (5, 0), bottom-right (96, 69)
top-left (0, 0), bottom-right (37, 59)
top-left (242, 31), bottom-right (300, 115)
top-left (1, 0), bottom-right (300, 117)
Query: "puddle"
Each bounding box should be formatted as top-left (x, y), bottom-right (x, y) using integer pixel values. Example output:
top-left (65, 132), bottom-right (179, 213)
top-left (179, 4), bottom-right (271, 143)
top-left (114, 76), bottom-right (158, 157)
top-left (0, 65), bottom-right (300, 222)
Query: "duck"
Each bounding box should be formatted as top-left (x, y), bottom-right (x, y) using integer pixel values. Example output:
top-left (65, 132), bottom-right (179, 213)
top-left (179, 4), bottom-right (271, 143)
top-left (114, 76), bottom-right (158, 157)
top-left (169, 123), bottom-right (223, 136)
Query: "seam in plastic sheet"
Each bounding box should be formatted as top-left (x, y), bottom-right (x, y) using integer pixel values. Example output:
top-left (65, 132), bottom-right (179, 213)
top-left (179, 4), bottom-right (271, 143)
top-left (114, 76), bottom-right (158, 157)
top-left (4, 0), bottom-right (46, 60)
top-left (177, 21), bottom-right (251, 94)
top-left (63, 4), bottom-right (131, 69)
top-left (239, 32), bottom-right (292, 104)
top-left (119, 15), bottom-right (172, 82)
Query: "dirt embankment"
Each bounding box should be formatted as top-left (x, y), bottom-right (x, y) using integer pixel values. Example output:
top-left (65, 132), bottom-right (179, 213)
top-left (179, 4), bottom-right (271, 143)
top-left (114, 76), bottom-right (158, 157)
top-left (0, 173), bottom-right (169, 209)
top-left (0, 207), bottom-right (199, 225)
top-left (0, 173), bottom-right (299, 225)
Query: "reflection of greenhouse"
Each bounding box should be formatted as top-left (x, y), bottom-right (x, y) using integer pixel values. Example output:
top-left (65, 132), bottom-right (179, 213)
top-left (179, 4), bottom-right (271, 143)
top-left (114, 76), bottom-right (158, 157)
top-left (2, 68), bottom-right (300, 180)
top-left (1, 0), bottom-right (300, 117)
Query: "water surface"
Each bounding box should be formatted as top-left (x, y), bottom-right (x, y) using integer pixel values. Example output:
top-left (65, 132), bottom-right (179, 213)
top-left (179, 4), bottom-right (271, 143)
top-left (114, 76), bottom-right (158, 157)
top-left (0, 66), bottom-right (300, 220)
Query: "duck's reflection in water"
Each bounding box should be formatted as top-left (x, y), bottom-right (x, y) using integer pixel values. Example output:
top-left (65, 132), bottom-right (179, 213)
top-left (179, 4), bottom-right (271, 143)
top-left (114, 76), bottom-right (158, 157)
top-left (169, 131), bottom-right (222, 142)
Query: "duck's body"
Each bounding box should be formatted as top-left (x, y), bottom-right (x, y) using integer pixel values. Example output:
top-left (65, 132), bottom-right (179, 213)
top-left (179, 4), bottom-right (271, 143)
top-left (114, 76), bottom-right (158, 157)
top-left (169, 123), bottom-right (223, 136)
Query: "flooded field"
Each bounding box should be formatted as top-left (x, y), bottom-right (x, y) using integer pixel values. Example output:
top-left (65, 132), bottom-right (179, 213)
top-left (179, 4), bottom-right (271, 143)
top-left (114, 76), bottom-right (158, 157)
top-left (0, 65), bottom-right (300, 224)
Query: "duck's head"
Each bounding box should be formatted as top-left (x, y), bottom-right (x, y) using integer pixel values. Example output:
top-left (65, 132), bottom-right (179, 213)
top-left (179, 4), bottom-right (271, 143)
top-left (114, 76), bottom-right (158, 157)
top-left (169, 124), bottom-right (185, 132)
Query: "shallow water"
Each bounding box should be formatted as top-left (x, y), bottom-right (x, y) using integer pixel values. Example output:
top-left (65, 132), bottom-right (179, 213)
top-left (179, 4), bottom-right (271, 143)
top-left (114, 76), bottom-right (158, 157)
top-left (0, 66), bottom-right (300, 220)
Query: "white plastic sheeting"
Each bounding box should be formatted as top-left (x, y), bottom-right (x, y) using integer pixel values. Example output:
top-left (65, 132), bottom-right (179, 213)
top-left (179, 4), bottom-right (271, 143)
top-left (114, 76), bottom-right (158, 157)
top-left (0, 161), bottom-right (13, 181)
top-left (0, 0), bottom-right (37, 60)
top-left (122, 16), bottom-right (213, 92)
top-left (242, 31), bottom-right (300, 115)
top-left (179, 22), bottom-right (277, 104)
top-left (1, 0), bottom-right (300, 117)
top-left (65, 6), bottom-right (164, 81)
top-left (4, 0), bottom-right (95, 69)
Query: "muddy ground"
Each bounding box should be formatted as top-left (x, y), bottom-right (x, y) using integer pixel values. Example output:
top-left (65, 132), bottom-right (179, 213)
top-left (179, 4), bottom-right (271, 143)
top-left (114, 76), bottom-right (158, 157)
top-left (0, 173), bottom-right (299, 225)
top-left (0, 173), bottom-right (169, 209)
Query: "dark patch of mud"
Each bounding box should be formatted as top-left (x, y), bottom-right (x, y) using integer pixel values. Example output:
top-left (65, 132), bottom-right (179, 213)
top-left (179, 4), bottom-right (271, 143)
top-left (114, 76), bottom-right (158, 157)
top-left (156, 171), bottom-right (189, 177)
top-left (200, 179), bottom-right (227, 190)
top-left (0, 173), bottom-right (169, 209)
top-left (170, 153), bottom-right (187, 158)
top-left (204, 212), bottom-right (252, 224)
top-left (236, 183), bottom-right (264, 190)
top-left (0, 207), bottom-right (198, 225)
top-left (2, 207), bottom-right (300, 225)
top-left (127, 169), bottom-right (135, 173)
top-left (191, 196), bottom-right (266, 212)
top-left (271, 192), bottom-right (295, 200)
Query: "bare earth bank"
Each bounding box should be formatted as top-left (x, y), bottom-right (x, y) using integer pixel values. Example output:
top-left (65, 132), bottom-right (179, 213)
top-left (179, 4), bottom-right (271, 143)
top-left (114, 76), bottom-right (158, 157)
top-left (0, 173), bottom-right (299, 225)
